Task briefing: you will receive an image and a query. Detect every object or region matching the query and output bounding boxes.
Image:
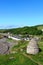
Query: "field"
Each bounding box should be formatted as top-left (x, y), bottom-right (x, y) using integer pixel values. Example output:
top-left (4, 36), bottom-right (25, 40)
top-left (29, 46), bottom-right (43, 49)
top-left (0, 38), bottom-right (43, 65)
top-left (37, 25), bottom-right (43, 30)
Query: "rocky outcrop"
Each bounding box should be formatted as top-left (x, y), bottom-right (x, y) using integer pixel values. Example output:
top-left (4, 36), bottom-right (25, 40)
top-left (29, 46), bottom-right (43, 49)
top-left (0, 38), bottom-right (10, 54)
top-left (27, 38), bottom-right (39, 54)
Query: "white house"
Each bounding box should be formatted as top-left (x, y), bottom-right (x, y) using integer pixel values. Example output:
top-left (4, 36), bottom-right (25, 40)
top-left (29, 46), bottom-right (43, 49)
top-left (8, 36), bottom-right (21, 41)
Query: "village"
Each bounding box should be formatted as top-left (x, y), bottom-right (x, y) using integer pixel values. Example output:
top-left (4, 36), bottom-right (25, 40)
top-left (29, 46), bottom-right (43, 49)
top-left (0, 31), bottom-right (43, 65)
top-left (0, 32), bottom-right (41, 54)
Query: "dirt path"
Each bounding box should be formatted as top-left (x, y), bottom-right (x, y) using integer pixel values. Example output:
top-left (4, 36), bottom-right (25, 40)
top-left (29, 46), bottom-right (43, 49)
top-left (22, 53), bottom-right (42, 65)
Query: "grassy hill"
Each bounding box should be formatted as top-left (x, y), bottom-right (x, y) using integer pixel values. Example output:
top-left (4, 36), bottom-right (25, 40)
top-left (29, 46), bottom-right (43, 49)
top-left (34, 24), bottom-right (43, 30)
top-left (2, 24), bottom-right (43, 35)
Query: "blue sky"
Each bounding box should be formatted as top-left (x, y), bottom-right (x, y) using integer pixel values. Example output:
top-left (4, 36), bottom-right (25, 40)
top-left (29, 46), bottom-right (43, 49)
top-left (0, 0), bottom-right (43, 28)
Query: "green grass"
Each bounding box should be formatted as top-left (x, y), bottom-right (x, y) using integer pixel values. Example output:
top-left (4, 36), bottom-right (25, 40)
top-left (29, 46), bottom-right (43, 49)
top-left (12, 40), bottom-right (28, 51)
top-left (37, 26), bottom-right (43, 30)
top-left (0, 38), bottom-right (43, 65)
top-left (0, 53), bottom-right (38, 65)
